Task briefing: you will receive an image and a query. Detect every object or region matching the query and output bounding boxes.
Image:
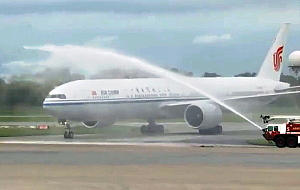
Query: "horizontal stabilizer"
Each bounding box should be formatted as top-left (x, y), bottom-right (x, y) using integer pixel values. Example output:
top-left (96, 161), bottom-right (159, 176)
top-left (275, 85), bottom-right (300, 93)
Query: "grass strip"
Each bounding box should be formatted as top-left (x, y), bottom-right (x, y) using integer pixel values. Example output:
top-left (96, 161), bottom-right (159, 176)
top-left (0, 125), bottom-right (141, 138)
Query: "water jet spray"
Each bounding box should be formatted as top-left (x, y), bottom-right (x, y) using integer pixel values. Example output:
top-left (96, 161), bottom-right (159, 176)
top-left (27, 45), bottom-right (262, 130)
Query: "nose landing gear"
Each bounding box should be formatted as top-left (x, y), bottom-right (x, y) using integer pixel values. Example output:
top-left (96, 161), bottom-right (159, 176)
top-left (62, 122), bottom-right (74, 139)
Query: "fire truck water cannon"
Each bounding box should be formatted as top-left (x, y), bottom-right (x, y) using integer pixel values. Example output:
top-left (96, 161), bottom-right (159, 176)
top-left (260, 115), bottom-right (274, 124)
top-left (260, 115), bottom-right (300, 148)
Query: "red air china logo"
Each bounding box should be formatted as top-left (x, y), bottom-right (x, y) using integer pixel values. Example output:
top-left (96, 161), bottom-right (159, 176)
top-left (273, 46), bottom-right (284, 72)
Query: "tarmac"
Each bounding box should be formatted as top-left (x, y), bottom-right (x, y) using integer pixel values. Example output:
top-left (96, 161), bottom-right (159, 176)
top-left (1, 121), bottom-right (300, 189)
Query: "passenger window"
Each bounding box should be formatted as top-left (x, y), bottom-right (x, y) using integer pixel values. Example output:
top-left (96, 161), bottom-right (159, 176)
top-left (274, 126), bottom-right (278, 131)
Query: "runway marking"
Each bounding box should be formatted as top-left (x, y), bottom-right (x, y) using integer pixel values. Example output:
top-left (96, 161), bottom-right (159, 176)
top-left (0, 140), bottom-right (263, 148)
top-left (0, 115), bottom-right (52, 118)
top-left (0, 126), bottom-right (37, 128)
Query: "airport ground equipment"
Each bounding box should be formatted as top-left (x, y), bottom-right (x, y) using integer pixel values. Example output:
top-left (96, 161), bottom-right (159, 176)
top-left (261, 115), bottom-right (300, 148)
top-left (36, 125), bottom-right (49, 130)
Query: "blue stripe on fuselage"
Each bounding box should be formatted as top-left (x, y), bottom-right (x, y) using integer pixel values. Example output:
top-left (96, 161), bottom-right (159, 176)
top-left (43, 97), bottom-right (207, 106)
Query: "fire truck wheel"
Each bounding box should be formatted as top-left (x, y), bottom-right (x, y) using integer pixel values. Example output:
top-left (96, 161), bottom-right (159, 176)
top-left (287, 136), bottom-right (297, 148)
top-left (275, 136), bottom-right (286, 148)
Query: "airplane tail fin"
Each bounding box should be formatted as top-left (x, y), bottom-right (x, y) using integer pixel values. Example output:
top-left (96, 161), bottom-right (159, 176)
top-left (257, 23), bottom-right (290, 81)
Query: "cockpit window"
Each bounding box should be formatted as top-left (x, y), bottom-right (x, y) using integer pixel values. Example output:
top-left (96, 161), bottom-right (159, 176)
top-left (267, 126), bottom-right (273, 131)
top-left (47, 94), bottom-right (66, 99)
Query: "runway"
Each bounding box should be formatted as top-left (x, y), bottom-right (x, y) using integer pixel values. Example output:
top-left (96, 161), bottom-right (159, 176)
top-left (1, 144), bottom-right (300, 189)
top-left (1, 122), bottom-right (300, 189)
top-left (0, 122), bottom-right (291, 167)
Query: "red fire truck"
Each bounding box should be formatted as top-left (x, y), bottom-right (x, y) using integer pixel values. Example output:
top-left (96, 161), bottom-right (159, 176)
top-left (261, 115), bottom-right (300, 148)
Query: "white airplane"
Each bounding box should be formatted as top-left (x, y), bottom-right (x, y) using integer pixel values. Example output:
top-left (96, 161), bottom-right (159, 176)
top-left (44, 23), bottom-right (299, 139)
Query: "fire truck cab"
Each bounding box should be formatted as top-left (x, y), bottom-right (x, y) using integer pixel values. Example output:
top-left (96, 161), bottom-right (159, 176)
top-left (261, 115), bottom-right (300, 148)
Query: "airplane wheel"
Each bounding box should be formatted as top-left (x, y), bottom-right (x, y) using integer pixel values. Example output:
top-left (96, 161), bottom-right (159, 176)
top-left (140, 125), bottom-right (147, 134)
top-left (69, 132), bottom-right (74, 139)
top-left (215, 125), bottom-right (223, 134)
top-left (198, 125), bottom-right (222, 135)
top-left (64, 132), bottom-right (74, 139)
top-left (155, 125), bottom-right (164, 134)
top-left (275, 136), bottom-right (286, 148)
top-left (64, 132), bottom-right (68, 138)
top-left (287, 136), bottom-right (297, 148)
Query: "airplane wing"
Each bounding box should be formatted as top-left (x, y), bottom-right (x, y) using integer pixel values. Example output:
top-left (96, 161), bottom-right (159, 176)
top-left (160, 100), bottom-right (201, 108)
top-left (275, 86), bottom-right (300, 93)
top-left (160, 99), bottom-right (209, 117)
top-left (225, 90), bottom-right (300, 101)
top-left (161, 90), bottom-right (300, 112)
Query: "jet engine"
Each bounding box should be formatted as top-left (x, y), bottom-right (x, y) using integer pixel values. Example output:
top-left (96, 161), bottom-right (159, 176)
top-left (184, 102), bottom-right (222, 129)
top-left (82, 118), bottom-right (116, 128)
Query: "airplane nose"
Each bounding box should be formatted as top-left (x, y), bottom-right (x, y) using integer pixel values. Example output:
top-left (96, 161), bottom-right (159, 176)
top-left (42, 98), bottom-right (48, 109)
top-left (43, 98), bottom-right (64, 118)
top-left (43, 99), bottom-right (55, 115)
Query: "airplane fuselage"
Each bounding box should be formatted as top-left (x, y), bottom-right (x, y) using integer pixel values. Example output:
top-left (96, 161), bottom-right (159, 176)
top-left (43, 77), bottom-right (289, 122)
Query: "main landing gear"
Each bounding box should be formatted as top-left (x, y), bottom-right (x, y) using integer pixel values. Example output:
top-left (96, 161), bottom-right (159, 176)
top-left (140, 119), bottom-right (165, 134)
top-left (198, 125), bottom-right (223, 135)
top-left (63, 122), bottom-right (74, 139)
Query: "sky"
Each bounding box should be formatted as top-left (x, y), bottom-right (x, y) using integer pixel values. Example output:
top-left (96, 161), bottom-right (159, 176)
top-left (0, 0), bottom-right (300, 78)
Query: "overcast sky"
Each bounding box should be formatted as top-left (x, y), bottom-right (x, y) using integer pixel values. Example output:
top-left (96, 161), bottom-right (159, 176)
top-left (0, 0), bottom-right (300, 77)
